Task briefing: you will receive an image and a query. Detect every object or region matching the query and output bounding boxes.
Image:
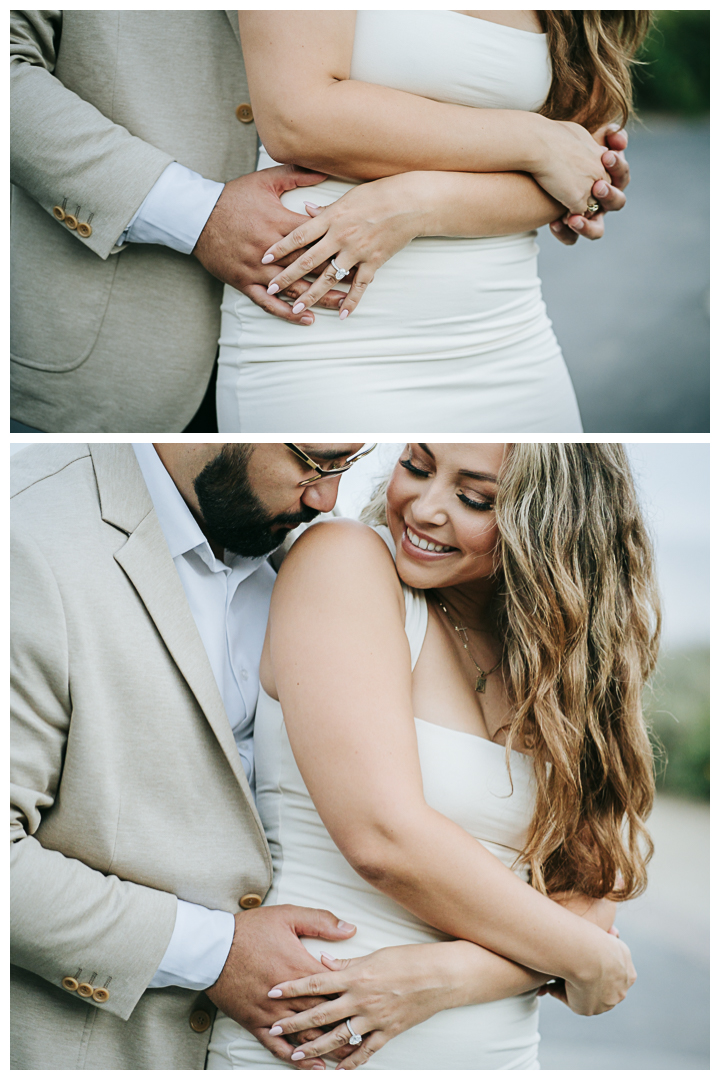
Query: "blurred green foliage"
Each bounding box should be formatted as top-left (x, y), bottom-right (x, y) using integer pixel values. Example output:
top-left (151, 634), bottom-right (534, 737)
top-left (634, 11), bottom-right (710, 116)
top-left (645, 648), bottom-right (710, 801)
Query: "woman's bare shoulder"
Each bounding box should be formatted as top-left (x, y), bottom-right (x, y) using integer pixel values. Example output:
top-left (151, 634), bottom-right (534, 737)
top-left (276, 518), bottom-right (403, 601)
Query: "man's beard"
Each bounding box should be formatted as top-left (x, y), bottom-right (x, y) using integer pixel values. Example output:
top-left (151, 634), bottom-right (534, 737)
top-left (193, 445), bottom-right (319, 558)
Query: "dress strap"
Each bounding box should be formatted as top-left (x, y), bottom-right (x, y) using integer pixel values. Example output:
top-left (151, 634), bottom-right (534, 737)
top-left (372, 525), bottom-right (428, 670)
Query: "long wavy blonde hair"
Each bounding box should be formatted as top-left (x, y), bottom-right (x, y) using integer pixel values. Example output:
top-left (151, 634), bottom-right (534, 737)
top-left (540, 11), bottom-right (653, 130)
top-left (362, 444), bottom-right (660, 901)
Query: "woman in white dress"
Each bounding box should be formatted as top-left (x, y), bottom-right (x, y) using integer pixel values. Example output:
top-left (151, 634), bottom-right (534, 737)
top-left (216, 12), bottom-right (650, 432)
top-left (207, 443), bottom-right (659, 1070)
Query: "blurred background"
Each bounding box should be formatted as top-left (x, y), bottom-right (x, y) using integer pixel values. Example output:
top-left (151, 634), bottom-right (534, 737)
top-left (539, 10), bottom-right (710, 433)
top-left (337, 441), bottom-right (710, 1070)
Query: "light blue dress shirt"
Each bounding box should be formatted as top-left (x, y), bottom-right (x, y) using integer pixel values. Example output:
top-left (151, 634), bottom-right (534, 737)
top-left (133, 444), bottom-right (276, 991)
top-left (118, 162), bottom-right (224, 253)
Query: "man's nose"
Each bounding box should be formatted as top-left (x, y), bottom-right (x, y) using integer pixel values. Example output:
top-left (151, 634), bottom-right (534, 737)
top-left (300, 475), bottom-right (343, 514)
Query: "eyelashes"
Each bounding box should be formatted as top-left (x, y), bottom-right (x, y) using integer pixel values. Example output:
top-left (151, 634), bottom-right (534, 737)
top-left (400, 459), bottom-right (494, 512)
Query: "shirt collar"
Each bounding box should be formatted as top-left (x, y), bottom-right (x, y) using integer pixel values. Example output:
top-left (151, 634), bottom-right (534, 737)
top-left (132, 443), bottom-right (270, 581)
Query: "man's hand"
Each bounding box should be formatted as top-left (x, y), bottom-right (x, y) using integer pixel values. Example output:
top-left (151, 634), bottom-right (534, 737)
top-left (205, 904), bottom-right (357, 1069)
top-left (193, 166), bottom-right (346, 324)
top-left (549, 126), bottom-right (630, 246)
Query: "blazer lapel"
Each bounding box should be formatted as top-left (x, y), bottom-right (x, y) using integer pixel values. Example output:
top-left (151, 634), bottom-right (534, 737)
top-left (90, 445), bottom-right (270, 847)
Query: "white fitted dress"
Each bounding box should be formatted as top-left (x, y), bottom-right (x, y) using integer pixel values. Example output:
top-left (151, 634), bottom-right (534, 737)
top-left (216, 11), bottom-right (582, 433)
top-left (207, 527), bottom-right (541, 1070)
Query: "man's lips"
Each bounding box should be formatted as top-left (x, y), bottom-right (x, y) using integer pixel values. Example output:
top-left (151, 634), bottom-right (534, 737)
top-left (401, 525), bottom-right (457, 561)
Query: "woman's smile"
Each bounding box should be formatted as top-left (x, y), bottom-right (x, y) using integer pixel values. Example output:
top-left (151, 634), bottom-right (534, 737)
top-left (402, 524), bottom-right (457, 559)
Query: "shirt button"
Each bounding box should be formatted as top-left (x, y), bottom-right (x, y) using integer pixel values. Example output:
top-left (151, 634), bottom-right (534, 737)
top-left (77, 221), bottom-right (93, 238)
top-left (62, 976), bottom-right (79, 992)
top-left (189, 1009), bottom-right (211, 1033)
top-left (77, 982), bottom-right (94, 997)
top-left (52, 205), bottom-right (66, 222)
top-left (92, 987), bottom-right (110, 1003)
top-left (64, 213), bottom-right (78, 230)
top-left (235, 102), bottom-right (253, 123)
top-left (239, 892), bottom-right (263, 909)
top-left (241, 670), bottom-right (249, 680)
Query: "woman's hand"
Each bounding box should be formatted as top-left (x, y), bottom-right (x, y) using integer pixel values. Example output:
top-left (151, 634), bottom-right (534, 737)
top-left (528, 116), bottom-right (611, 216)
top-left (265, 944), bottom-right (476, 1070)
top-left (261, 175), bottom-right (429, 319)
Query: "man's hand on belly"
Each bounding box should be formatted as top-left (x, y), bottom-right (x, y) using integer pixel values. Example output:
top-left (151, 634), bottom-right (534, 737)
top-left (205, 904), bottom-right (357, 1069)
top-left (193, 166), bottom-right (347, 324)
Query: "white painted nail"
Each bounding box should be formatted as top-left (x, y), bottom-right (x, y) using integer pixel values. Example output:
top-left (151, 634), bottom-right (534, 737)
top-left (292, 302), bottom-right (306, 314)
top-left (269, 1025), bottom-right (283, 1036)
top-left (261, 253), bottom-right (274, 264)
top-left (267, 283), bottom-right (280, 296)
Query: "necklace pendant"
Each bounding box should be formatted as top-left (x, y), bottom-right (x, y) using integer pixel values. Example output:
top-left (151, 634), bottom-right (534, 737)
top-left (475, 674), bottom-right (487, 694)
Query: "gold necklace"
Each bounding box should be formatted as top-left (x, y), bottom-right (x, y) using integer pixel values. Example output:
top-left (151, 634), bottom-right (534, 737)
top-left (435, 596), bottom-right (502, 694)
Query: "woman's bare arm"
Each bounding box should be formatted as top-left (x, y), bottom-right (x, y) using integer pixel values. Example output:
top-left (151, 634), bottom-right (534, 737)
top-left (238, 11), bottom-right (609, 215)
top-left (270, 521), bottom-right (635, 1016)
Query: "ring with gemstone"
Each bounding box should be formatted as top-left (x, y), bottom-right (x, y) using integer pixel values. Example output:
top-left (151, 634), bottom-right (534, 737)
top-left (331, 258), bottom-right (350, 281)
top-left (345, 1020), bottom-right (363, 1046)
top-left (586, 200), bottom-right (600, 215)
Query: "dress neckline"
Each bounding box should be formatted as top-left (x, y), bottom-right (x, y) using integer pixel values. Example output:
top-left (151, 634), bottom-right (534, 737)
top-left (447, 11), bottom-right (546, 37)
top-left (414, 715), bottom-right (533, 760)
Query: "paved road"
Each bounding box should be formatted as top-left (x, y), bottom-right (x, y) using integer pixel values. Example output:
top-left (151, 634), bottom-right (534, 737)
top-left (537, 116), bottom-right (709, 433)
top-left (538, 794), bottom-right (710, 1069)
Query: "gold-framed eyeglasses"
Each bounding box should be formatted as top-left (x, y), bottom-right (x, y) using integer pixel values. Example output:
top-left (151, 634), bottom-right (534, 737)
top-left (285, 443), bottom-right (377, 486)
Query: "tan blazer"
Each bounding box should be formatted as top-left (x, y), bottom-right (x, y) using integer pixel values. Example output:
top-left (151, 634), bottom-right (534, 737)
top-left (10, 444), bottom-right (272, 1069)
top-left (10, 11), bottom-right (258, 433)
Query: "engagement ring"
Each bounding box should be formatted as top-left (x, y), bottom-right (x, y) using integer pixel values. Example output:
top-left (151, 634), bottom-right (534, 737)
top-left (586, 200), bottom-right (600, 215)
top-left (331, 258), bottom-right (350, 281)
top-left (345, 1020), bottom-right (363, 1046)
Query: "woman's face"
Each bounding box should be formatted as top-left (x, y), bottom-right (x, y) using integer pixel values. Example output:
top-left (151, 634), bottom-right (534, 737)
top-left (386, 443), bottom-right (505, 593)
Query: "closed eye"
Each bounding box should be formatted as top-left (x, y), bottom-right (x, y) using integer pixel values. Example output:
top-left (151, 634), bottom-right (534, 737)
top-left (400, 458), bottom-right (430, 477)
top-left (457, 492), bottom-right (494, 511)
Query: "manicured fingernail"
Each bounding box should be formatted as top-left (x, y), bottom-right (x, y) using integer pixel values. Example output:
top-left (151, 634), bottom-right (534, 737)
top-left (292, 302), bottom-right (306, 314)
top-left (339, 309), bottom-right (349, 321)
top-left (269, 1025), bottom-right (283, 1036)
top-left (338, 921), bottom-right (356, 931)
top-left (321, 952), bottom-right (337, 962)
top-left (304, 201), bottom-right (320, 209)
top-left (261, 253), bottom-right (274, 264)
top-left (291, 1051), bottom-right (305, 1061)
top-left (268, 988), bottom-right (283, 998)
top-left (595, 181), bottom-right (608, 197)
top-left (550, 221), bottom-right (561, 233)
top-left (267, 283), bottom-right (280, 296)
top-left (300, 316), bottom-right (313, 325)
top-left (604, 152), bottom-right (617, 168)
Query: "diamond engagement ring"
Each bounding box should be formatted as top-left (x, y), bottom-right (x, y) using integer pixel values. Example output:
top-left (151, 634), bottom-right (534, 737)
top-left (331, 258), bottom-right (350, 281)
top-left (586, 200), bottom-right (600, 215)
top-left (345, 1020), bottom-right (363, 1046)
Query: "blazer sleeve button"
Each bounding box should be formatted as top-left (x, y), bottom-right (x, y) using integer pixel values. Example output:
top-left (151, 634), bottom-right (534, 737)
top-left (92, 987), bottom-right (110, 1003)
top-left (77, 982), bottom-right (94, 997)
top-left (62, 976), bottom-right (79, 992)
top-left (77, 222), bottom-right (93, 238)
top-left (239, 892), bottom-right (262, 909)
top-left (64, 213), bottom-right (78, 230)
top-left (52, 205), bottom-right (66, 221)
top-left (189, 1009), bottom-right (211, 1033)
top-left (235, 103), bottom-right (253, 123)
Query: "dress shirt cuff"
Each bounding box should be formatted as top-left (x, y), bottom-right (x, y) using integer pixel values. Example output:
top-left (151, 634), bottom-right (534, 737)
top-left (117, 161), bottom-right (224, 254)
top-left (148, 899), bottom-right (235, 990)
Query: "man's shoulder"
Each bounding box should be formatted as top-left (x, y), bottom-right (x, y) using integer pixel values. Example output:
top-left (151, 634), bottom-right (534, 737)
top-left (10, 444), bottom-right (91, 501)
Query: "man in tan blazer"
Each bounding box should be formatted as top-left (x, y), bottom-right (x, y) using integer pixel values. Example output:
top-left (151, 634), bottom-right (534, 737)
top-left (10, 441), bottom-right (368, 1069)
top-left (10, 11), bottom-right (332, 433)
